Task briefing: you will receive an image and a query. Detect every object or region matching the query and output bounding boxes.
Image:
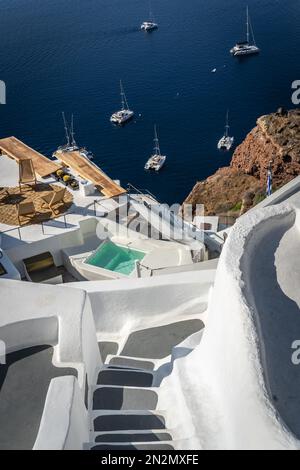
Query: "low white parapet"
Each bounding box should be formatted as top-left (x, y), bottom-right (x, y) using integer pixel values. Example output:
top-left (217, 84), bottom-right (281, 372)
top-left (33, 376), bottom-right (89, 450)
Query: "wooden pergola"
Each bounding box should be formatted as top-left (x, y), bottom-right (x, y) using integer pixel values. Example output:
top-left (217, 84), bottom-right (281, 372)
top-left (0, 136), bottom-right (61, 178)
top-left (56, 150), bottom-right (127, 198)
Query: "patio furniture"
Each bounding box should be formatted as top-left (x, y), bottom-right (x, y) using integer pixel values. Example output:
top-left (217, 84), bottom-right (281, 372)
top-left (22, 251), bottom-right (63, 284)
top-left (41, 187), bottom-right (66, 215)
top-left (0, 187), bottom-right (9, 204)
top-left (19, 159), bottom-right (37, 192)
top-left (17, 200), bottom-right (36, 225)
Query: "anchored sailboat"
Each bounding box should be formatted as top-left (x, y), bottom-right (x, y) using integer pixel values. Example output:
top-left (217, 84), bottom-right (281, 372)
top-left (144, 125), bottom-right (166, 171)
top-left (53, 112), bottom-right (94, 160)
top-left (230, 6), bottom-right (260, 57)
top-left (141, 1), bottom-right (158, 32)
top-left (217, 110), bottom-right (234, 151)
top-left (110, 80), bottom-right (134, 125)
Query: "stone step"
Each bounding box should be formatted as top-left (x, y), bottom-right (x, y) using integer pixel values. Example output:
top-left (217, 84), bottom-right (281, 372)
top-left (97, 369), bottom-right (153, 387)
top-left (90, 442), bottom-right (174, 450)
top-left (93, 430), bottom-right (172, 443)
top-left (106, 356), bottom-right (155, 371)
top-left (93, 386), bottom-right (158, 411)
top-left (93, 413), bottom-right (166, 432)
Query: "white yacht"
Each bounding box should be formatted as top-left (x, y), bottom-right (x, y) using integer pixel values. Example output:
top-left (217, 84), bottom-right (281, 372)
top-left (110, 80), bottom-right (134, 125)
top-left (217, 110), bottom-right (234, 151)
top-left (230, 6), bottom-right (260, 57)
top-left (144, 125), bottom-right (166, 171)
top-left (141, 21), bottom-right (158, 32)
top-left (53, 112), bottom-right (94, 160)
top-left (141, 1), bottom-right (158, 31)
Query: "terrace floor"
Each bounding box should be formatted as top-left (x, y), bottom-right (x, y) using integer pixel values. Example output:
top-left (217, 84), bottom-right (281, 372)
top-left (0, 345), bottom-right (76, 450)
top-left (0, 184), bottom-right (73, 226)
top-left (0, 155), bottom-right (126, 250)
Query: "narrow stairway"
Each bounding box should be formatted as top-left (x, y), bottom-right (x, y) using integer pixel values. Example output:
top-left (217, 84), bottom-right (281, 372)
top-left (86, 319), bottom-right (204, 450)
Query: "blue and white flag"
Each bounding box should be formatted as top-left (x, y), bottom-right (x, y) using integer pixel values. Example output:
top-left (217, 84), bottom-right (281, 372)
top-left (267, 168), bottom-right (273, 197)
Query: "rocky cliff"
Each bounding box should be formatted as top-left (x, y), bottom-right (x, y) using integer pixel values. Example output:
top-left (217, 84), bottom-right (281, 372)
top-left (183, 108), bottom-right (300, 218)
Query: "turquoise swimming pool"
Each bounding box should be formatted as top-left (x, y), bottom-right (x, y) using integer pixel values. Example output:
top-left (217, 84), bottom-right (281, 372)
top-left (85, 240), bottom-right (146, 276)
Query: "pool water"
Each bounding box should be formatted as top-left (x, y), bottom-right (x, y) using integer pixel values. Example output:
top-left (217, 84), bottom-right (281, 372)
top-left (86, 241), bottom-right (146, 276)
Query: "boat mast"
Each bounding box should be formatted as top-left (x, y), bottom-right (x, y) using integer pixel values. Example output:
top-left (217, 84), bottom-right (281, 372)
top-left (153, 125), bottom-right (161, 155)
top-left (246, 6), bottom-right (250, 43)
top-left (149, 0), bottom-right (153, 21)
top-left (225, 110), bottom-right (230, 137)
top-left (70, 114), bottom-right (77, 147)
top-left (249, 13), bottom-right (257, 46)
top-left (62, 112), bottom-right (70, 147)
top-left (120, 80), bottom-right (129, 111)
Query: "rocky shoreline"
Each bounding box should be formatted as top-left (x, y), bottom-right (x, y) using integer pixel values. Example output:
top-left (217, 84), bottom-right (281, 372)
top-left (183, 108), bottom-right (300, 218)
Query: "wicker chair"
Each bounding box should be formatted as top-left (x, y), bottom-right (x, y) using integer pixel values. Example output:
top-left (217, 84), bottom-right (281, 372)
top-left (0, 187), bottom-right (9, 205)
top-left (17, 200), bottom-right (36, 225)
top-left (19, 159), bottom-right (37, 192)
top-left (41, 188), bottom-right (66, 215)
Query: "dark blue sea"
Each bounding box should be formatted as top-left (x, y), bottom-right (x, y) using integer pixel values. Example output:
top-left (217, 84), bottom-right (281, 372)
top-left (0, 0), bottom-right (300, 204)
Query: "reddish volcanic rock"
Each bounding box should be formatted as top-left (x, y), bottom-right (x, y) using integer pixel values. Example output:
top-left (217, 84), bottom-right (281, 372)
top-left (231, 108), bottom-right (300, 184)
top-left (183, 108), bottom-right (300, 217)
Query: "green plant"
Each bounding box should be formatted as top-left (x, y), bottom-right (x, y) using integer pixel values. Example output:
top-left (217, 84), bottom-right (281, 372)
top-left (254, 193), bottom-right (266, 205)
top-left (230, 201), bottom-right (242, 212)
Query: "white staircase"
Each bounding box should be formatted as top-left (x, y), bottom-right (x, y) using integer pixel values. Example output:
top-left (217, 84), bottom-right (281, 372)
top-left (86, 361), bottom-right (174, 450)
top-left (85, 318), bottom-right (204, 450)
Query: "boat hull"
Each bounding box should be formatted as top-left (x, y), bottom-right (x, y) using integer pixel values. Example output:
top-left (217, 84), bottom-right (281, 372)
top-left (217, 136), bottom-right (234, 151)
top-left (110, 110), bottom-right (134, 125)
top-left (144, 155), bottom-right (166, 171)
top-left (230, 45), bottom-right (260, 56)
top-left (141, 22), bottom-right (158, 32)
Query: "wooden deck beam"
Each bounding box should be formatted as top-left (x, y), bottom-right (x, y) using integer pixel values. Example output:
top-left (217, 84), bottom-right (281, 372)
top-left (0, 136), bottom-right (60, 178)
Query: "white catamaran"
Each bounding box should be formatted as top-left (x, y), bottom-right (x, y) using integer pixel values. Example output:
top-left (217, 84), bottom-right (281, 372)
top-left (230, 6), bottom-right (260, 57)
top-left (217, 110), bottom-right (234, 151)
top-left (141, 1), bottom-right (158, 32)
top-left (145, 125), bottom-right (166, 171)
top-left (53, 112), bottom-right (94, 160)
top-left (110, 80), bottom-right (134, 125)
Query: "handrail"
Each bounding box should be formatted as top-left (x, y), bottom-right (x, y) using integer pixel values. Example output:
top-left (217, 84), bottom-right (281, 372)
top-left (93, 199), bottom-right (111, 216)
top-left (41, 214), bottom-right (67, 234)
top-left (136, 257), bottom-right (208, 277)
top-left (0, 225), bottom-right (22, 241)
top-left (0, 213), bottom-right (70, 248)
top-left (127, 183), bottom-right (159, 203)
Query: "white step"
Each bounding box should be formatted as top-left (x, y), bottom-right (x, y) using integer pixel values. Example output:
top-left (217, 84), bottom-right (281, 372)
top-left (105, 355), bottom-right (155, 371)
top-left (91, 411), bottom-right (167, 433)
top-left (90, 429), bottom-right (173, 443)
top-left (92, 385), bottom-right (159, 411)
top-left (88, 441), bottom-right (175, 450)
top-left (97, 368), bottom-right (154, 387)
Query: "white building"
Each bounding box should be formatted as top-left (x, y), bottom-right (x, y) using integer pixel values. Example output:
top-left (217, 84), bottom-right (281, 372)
top-left (0, 146), bottom-right (300, 450)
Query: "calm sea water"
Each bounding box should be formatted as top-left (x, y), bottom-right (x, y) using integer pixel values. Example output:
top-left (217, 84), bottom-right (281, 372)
top-left (0, 0), bottom-right (300, 204)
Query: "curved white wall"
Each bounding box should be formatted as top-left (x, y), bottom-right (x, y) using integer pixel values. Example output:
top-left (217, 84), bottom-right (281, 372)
top-left (159, 203), bottom-right (300, 449)
top-left (68, 270), bottom-right (215, 339)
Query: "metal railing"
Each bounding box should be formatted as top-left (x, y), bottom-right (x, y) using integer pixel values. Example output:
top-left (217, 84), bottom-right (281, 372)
top-left (135, 258), bottom-right (209, 278)
top-left (92, 199), bottom-right (113, 217)
top-left (126, 183), bottom-right (159, 204)
top-left (0, 213), bottom-right (71, 249)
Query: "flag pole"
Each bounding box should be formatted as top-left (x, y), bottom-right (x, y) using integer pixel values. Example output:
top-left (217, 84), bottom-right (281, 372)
top-left (266, 160), bottom-right (273, 197)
